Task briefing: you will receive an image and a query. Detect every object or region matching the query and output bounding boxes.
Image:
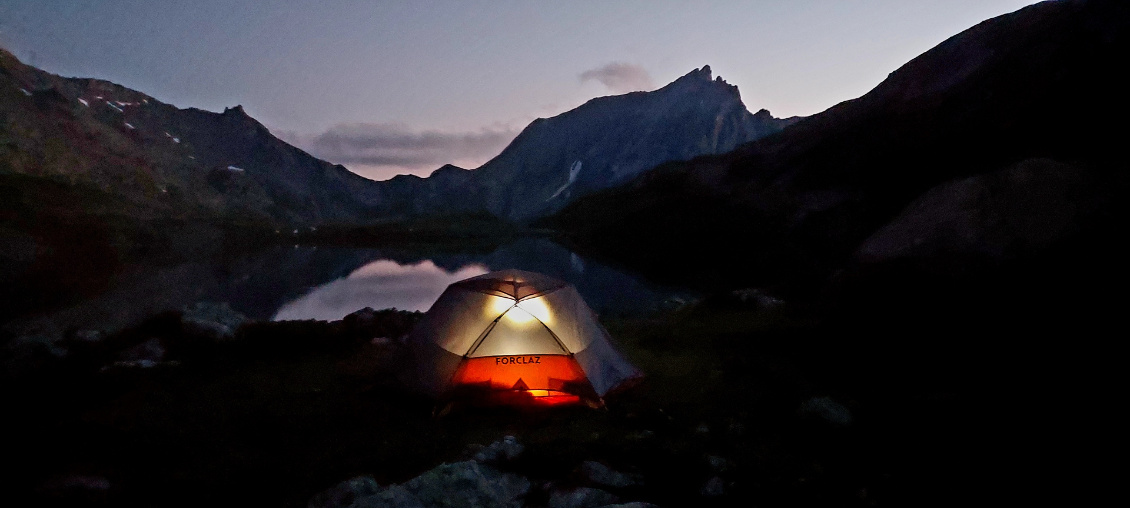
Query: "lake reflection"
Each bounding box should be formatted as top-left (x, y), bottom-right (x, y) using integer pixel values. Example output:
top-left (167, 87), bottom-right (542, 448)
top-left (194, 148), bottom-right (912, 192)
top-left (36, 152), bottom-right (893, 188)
top-left (271, 238), bottom-right (691, 321)
top-left (4, 238), bottom-right (690, 337)
top-left (272, 260), bottom-right (488, 320)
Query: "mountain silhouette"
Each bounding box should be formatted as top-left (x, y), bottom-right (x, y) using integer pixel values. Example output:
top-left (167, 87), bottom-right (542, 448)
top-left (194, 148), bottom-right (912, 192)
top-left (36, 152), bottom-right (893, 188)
top-left (2, 51), bottom-right (793, 226)
top-left (547, 0), bottom-right (1130, 288)
top-left (0, 49), bottom-right (389, 225)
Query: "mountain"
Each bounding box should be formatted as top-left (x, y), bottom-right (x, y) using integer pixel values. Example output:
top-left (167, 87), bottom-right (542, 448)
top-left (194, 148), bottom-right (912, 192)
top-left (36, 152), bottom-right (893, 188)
top-left (2, 49), bottom-right (795, 229)
top-left (461, 66), bottom-right (798, 221)
top-left (384, 66), bottom-right (797, 222)
top-left (547, 0), bottom-right (1130, 289)
top-left (545, 6), bottom-right (1129, 497)
top-left (0, 48), bottom-right (393, 226)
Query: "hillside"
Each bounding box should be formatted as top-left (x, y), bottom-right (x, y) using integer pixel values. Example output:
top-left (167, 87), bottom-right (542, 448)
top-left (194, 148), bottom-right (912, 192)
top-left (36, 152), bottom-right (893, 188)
top-left (545, 5), bottom-right (1129, 499)
top-left (0, 48), bottom-right (392, 225)
top-left (547, 0), bottom-right (1130, 290)
top-left (453, 66), bottom-right (797, 221)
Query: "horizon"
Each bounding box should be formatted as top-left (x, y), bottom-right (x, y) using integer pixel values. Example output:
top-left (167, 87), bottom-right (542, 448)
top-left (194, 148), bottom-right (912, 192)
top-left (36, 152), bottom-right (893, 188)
top-left (1, 0), bottom-right (1040, 180)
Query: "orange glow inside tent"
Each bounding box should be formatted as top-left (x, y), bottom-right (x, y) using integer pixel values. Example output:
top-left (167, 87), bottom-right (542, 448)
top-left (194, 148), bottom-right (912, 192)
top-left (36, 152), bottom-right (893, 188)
top-left (444, 318), bottom-right (595, 406)
top-left (491, 391), bottom-right (581, 406)
top-left (452, 354), bottom-right (588, 394)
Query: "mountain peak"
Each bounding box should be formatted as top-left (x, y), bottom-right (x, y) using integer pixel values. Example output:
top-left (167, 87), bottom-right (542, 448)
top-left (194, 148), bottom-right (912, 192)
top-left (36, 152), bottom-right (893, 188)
top-left (442, 62), bottom-right (795, 221)
top-left (668, 64), bottom-right (740, 91)
top-left (676, 65), bottom-right (713, 83)
top-left (660, 64), bottom-right (744, 103)
top-left (221, 104), bottom-right (269, 133)
top-left (431, 164), bottom-right (469, 176)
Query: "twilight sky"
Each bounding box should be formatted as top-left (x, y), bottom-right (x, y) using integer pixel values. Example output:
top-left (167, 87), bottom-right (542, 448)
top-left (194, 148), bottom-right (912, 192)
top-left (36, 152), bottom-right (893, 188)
top-left (1, 0), bottom-right (1039, 180)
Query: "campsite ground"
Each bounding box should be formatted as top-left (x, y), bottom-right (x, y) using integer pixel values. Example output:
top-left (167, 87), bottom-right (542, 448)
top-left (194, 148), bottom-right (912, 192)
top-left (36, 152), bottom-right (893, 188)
top-left (3, 288), bottom-right (1016, 507)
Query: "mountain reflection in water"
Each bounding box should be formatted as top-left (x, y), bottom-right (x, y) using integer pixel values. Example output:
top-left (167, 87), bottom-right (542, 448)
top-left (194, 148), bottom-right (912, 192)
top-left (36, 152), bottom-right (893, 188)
top-left (272, 238), bottom-right (691, 321)
top-left (272, 260), bottom-right (489, 320)
top-left (3, 238), bottom-right (690, 337)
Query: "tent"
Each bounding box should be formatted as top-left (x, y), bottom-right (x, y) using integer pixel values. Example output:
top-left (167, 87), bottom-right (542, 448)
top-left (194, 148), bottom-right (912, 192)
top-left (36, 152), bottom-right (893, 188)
top-left (406, 269), bottom-right (640, 406)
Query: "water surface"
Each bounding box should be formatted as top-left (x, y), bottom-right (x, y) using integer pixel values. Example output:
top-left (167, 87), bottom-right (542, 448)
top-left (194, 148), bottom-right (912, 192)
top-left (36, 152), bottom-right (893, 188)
top-left (273, 237), bottom-right (690, 320)
top-left (272, 260), bottom-right (489, 320)
top-left (4, 238), bottom-right (691, 335)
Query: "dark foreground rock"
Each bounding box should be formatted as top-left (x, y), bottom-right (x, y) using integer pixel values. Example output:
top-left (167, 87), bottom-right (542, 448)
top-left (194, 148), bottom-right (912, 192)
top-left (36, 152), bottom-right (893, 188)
top-left (308, 476), bottom-right (382, 508)
top-left (578, 461), bottom-right (641, 489)
top-left (181, 301), bottom-right (248, 342)
top-left (547, 486), bottom-right (619, 508)
top-left (799, 396), bottom-right (853, 427)
top-left (469, 435), bottom-right (525, 465)
top-left (312, 434), bottom-right (663, 508)
top-left (309, 461), bottom-right (531, 508)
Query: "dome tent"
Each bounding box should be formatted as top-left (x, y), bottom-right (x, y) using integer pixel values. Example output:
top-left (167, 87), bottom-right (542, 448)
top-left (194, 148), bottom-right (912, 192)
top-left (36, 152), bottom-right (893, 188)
top-left (406, 269), bottom-right (640, 406)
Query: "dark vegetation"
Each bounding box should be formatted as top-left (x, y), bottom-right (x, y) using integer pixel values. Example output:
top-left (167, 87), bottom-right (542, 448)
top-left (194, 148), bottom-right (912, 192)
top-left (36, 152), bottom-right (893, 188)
top-left (7, 293), bottom-right (1023, 507)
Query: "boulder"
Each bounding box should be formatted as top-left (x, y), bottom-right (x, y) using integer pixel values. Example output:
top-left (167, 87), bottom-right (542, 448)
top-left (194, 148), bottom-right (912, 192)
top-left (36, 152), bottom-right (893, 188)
top-left (3, 330), bottom-right (67, 376)
top-left (799, 397), bottom-right (853, 427)
top-left (121, 337), bottom-right (165, 362)
top-left (549, 486), bottom-right (618, 508)
top-left (705, 455), bottom-right (731, 473)
top-left (37, 474), bottom-right (111, 502)
top-left (701, 476), bottom-right (724, 497)
top-left (625, 430), bottom-right (656, 442)
top-left (578, 461), bottom-right (640, 489)
top-left (729, 288), bottom-right (784, 310)
top-left (69, 329), bottom-right (105, 344)
top-left (181, 301), bottom-right (246, 341)
top-left (407, 461), bottom-right (529, 508)
top-left (106, 337), bottom-right (167, 369)
top-left (472, 435), bottom-right (524, 465)
top-left (308, 476), bottom-right (381, 508)
top-left (352, 485), bottom-right (423, 508)
top-left (310, 461), bottom-right (529, 508)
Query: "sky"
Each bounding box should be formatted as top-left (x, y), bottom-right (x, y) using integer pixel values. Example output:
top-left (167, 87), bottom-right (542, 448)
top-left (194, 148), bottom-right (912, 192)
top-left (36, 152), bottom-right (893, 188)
top-left (0, 0), bottom-right (1041, 180)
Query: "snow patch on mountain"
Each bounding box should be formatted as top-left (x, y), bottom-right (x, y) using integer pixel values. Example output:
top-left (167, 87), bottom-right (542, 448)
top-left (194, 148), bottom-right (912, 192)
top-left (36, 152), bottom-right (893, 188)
top-left (548, 160), bottom-right (583, 201)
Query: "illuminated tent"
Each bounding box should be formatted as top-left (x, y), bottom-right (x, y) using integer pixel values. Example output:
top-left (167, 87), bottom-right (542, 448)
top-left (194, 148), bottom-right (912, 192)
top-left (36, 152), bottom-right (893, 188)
top-left (406, 269), bottom-right (640, 406)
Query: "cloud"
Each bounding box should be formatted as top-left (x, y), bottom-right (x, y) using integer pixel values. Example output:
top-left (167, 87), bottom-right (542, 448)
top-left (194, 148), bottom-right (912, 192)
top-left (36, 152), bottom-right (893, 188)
top-left (579, 62), bottom-right (654, 94)
top-left (286, 123), bottom-right (518, 180)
